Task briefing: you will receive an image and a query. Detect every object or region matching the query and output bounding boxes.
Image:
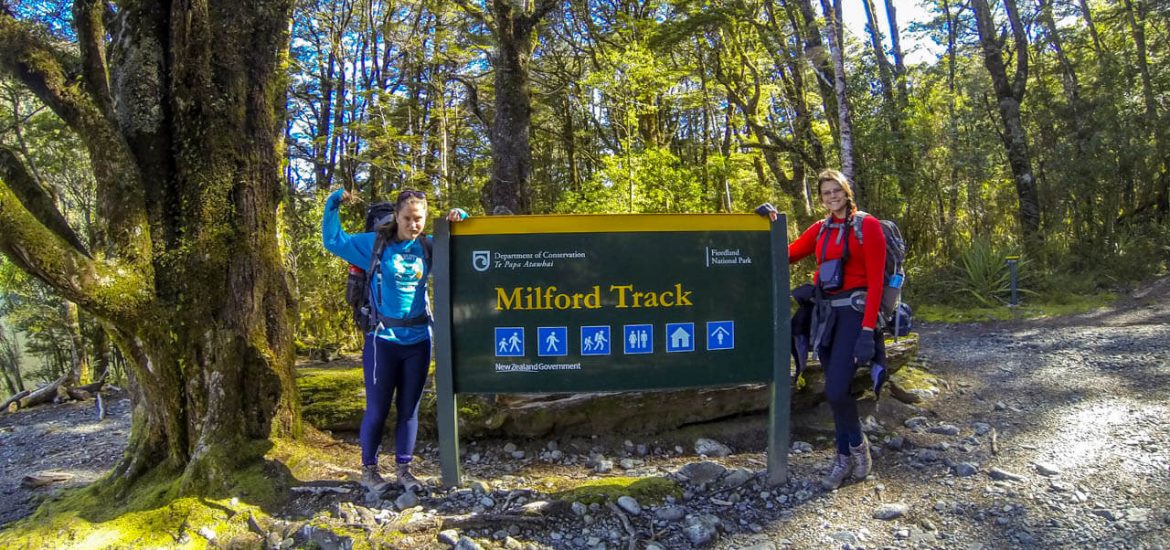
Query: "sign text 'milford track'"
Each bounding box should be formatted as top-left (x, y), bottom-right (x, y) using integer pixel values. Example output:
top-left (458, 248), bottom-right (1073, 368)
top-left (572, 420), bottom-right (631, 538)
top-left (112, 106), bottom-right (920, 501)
top-left (495, 284), bottom-right (694, 311)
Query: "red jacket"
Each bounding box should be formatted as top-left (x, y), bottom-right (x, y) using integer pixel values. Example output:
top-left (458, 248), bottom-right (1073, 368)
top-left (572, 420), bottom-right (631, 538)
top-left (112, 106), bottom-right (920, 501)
top-left (789, 213), bottom-right (887, 329)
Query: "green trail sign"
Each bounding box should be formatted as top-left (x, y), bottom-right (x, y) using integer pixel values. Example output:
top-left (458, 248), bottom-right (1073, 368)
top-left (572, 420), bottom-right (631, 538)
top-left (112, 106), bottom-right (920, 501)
top-left (432, 214), bottom-right (791, 486)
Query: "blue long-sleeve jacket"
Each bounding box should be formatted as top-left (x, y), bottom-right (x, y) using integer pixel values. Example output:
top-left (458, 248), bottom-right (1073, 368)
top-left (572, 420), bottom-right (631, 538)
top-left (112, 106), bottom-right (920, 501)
top-left (321, 189), bottom-right (431, 345)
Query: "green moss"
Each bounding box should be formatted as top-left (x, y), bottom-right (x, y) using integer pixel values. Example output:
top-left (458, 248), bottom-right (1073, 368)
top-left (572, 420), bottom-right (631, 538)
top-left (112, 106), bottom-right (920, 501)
top-left (297, 365), bottom-right (366, 430)
top-left (915, 292), bottom-right (1115, 323)
top-left (549, 476), bottom-right (682, 506)
top-left (0, 467), bottom-right (268, 549)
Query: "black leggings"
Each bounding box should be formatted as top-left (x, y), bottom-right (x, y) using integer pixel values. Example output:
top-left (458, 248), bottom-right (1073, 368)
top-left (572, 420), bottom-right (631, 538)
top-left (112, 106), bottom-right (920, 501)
top-left (819, 306), bottom-right (885, 455)
top-left (359, 336), bottom-right (431, 466)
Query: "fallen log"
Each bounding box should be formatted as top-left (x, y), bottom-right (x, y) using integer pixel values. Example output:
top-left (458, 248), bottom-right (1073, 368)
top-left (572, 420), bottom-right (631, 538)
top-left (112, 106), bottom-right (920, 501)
top-left (1, 390), bottom-right (31, 413)
top-left (21, 471), bottom-right (74, 489)
top-left (18, 374), bottom-right (68, 410)
top-left (65, 388), bottom-right (93, 401)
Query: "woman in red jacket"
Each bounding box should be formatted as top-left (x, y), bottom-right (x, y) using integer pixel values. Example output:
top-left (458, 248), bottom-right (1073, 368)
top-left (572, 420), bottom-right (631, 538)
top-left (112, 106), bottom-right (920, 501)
top-left (788, 169), bottom-right (887, 490)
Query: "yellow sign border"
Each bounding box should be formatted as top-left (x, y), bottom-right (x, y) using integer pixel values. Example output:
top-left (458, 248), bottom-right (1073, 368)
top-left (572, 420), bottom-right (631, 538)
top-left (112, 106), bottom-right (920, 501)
top-left (450, 213), bottom-right (768, 235)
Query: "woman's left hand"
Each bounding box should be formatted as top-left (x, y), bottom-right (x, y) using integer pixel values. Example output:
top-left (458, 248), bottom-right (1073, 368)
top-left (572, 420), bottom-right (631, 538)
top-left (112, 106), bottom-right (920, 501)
top-left (853, 329), bottom-right (876, 366)
top-left (446, 208), bottom-right (469, 222)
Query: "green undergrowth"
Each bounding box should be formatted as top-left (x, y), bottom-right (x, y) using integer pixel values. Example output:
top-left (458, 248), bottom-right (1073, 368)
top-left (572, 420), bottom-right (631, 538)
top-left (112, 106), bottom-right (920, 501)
top-left (297, 362), bottom-right (366, 430)
top-left (296, 359), bottom-right (505, 435)
top-left (545, 476), bottom-right (682, 505)
top-left (915, 291), bottom-right (1115, 323)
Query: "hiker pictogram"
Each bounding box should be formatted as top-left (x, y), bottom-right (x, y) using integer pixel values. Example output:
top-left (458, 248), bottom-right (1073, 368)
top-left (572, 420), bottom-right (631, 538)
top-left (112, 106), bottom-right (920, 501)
top-left (537, 327), bottom-right (568, 357)
top-left (494, 327), bottom-right (525, 357)
top-left (581, 325), bottom-right (611, 356)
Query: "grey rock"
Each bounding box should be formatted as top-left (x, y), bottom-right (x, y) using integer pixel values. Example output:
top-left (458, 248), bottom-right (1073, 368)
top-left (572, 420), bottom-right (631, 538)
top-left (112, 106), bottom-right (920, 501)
top-left (503, 442), bottom-right (517, 453)
top-left (469, 480), bottom-right (491, 494)
top-left (1125, 508), bottom-right (1151, 522)
top-left (679, 461), bottom-right (727, 484)
top-left (616, 495), bottom-right (642, 515)
top-left (520, 500), bottom-right (552, 515)
top-left (790, 441), bottom-right (814, 453)
top-left (988, 467), bottom-right (1027, 482)
top-left (197, 527), bottom-right (217, 542)
top-left (594, 459), bottom-right (614, 473)
top-left (973, 422), bottom-right (992, 435)
top-left (904, 416), bottom-right (929, 431)
top-left (619, 458), bottom-right (639, 470)
top-left (549, 450), bottom-right (563, 461)
top-left (438, 529), bottom-right (461, 546)
top-left (929, 424), bottom-right (961, 436)
top-left (395, 491), bottom-right (420, 510)
top-left (546, 440), bottom-right (558, 451)
top-left (829, 530), bottom-right (858, 544)
top-left (1034, 462), bottom-right (1062, 476)
top-left (644, 543), bottom-right (667, 550)
top-left (453, 537), bottom-right (484, 550)
top-left (655, 505), bottom-right (687, 522)
top-left (736, 543), bottom-right (776, 550)
top-left (874, 502), bottom-right (909, 520)
top-left (994, 402), bottom-right (1007, 411)
top-left (510, 450), bottom-right (525, 459)
top-left (885, 435), bottom-right (905, 450)
top-left (636, 443), bottom-right (649, 456)
top-left (917, 449), bottom-right (942, 462)
top-left (683, 520), bottom-right (718, 547)
top-left (720, 467), bottom-right (754, 489)
top-left (953, 462), bottom-right (979, 477)
top-left (571, 502), bottom-right (588, 516)
top-left (695, 438), bottom-right (732, 457)
top-left (1092, 508), bottom-right (1119, 521)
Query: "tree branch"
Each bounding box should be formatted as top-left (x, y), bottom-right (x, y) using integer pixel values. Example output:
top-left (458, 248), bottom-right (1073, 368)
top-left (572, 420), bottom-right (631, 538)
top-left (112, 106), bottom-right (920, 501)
top-left (0, 146), bottom-right (89, 256)
top-left (72, 0), bottom-right (114, 119)
top-left (451, 74), bottom-right (491, 133)
top-left (450, 0), bottom-right (493, 32)
top-left (0, 179), bottom-right (153, 325)
top-left (0, 12), bottom-right (151, 263)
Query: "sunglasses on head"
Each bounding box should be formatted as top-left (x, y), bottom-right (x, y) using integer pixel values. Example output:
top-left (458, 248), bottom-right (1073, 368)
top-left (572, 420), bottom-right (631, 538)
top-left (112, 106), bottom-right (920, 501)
top-left (397, 189), bottom-right (426, 203)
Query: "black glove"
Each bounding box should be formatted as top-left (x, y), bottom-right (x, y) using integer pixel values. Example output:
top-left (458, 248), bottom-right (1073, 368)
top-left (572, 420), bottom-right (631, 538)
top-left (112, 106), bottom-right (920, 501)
top-left (853, 330), bottom-right (876, 366)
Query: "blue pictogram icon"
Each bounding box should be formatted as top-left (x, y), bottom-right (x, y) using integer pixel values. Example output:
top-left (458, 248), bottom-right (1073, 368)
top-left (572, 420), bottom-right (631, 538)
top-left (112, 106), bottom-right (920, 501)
top-left (537, 326), bottom-right (568, 357)
top-left (495, 327), bottom-right (525, 357)
top-left (665, 322), bottom-right (695, 353)
top-left (623, 324), bottom-right (654, 354)
top-left (581, 325), bottom-right (611, 356)
top-left (706, 321), bottom-right (735, 351)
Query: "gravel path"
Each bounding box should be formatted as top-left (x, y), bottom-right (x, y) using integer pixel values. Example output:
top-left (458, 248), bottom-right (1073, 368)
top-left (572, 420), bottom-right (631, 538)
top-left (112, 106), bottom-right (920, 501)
top-left (2, 278), bottom-right (1168, 549)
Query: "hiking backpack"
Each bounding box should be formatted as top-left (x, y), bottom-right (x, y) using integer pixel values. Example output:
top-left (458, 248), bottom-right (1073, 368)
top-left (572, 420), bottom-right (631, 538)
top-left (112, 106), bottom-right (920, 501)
top-left (343, 202), bottom-right (432, 332)
top-left (816, 210), bottom-right (911, 336)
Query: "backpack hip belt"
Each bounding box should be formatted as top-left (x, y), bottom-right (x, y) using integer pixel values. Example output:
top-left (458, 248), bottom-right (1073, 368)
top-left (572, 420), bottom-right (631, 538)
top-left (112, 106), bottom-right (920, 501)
top-left (373, 313), bottom-right (432, 329)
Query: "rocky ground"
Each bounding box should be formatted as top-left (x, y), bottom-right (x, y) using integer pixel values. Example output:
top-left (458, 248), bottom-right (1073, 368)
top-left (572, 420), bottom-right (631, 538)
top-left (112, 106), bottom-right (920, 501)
top-left (2, 277), bottom-right (1169, 549)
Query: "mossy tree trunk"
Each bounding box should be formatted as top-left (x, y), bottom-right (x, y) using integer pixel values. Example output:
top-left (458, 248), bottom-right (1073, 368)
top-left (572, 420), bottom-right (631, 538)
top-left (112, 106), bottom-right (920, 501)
top-left (0, 0), bottom-right (300, 495)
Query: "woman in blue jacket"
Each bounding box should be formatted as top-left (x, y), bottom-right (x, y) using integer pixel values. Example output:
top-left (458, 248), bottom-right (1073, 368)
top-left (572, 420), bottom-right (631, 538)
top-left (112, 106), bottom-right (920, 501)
top-left (322, 188), bottom-right (466, 493)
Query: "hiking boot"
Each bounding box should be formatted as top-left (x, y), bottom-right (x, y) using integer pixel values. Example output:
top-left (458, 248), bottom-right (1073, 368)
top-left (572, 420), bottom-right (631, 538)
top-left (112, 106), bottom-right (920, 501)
top-left (397, 463), bottom-right (422, 493)
top-left (850, 433), bottom-right (873, 480)
top-left (820, 453), bottom-right (854, 490)
top-left (361, 464), bottom-right (388, 492)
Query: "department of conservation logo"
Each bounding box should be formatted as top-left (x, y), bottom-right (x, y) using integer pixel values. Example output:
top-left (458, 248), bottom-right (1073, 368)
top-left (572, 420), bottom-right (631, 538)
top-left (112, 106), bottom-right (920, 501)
top-left (472, 250), bottom-right (491, 272)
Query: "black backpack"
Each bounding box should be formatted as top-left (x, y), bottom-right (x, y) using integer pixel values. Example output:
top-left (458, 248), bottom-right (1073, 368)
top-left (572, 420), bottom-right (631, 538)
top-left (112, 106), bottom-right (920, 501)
top-left (817, 211), bottom-right (911, 336)
top-left (344, 202), bottom-right (432, 332)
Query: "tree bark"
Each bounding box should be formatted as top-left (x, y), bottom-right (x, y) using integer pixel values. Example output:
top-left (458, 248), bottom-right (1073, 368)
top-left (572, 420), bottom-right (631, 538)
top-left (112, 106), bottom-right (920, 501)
top-left (453, 0), bottom-right (557, 214)
top-left (1120, 0), bottom-right (1168, 219)
top-left (0, 0), bottom-right (300, 495)
top-left (818, 0), bottom-right (857, 192)
top-left (971, 0), bottom-right (1041, 242)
